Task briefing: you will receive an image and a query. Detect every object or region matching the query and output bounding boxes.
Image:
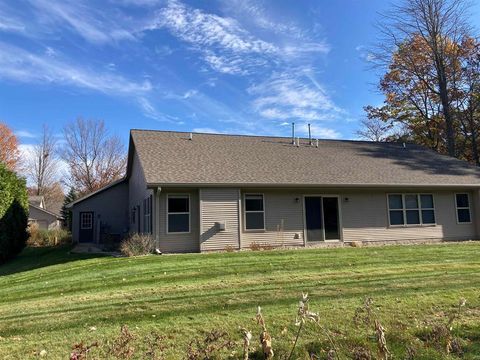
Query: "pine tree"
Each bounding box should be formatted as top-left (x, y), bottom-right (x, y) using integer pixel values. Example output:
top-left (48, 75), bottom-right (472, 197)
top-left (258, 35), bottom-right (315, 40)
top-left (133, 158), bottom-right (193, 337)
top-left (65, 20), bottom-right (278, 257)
top-left (61, 187), bottom-right (77, 230)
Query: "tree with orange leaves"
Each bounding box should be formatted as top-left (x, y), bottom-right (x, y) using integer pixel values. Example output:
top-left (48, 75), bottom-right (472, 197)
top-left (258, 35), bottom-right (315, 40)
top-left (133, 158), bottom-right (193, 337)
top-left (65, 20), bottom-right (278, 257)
top-left (0, 122), bottom-right (20, 171)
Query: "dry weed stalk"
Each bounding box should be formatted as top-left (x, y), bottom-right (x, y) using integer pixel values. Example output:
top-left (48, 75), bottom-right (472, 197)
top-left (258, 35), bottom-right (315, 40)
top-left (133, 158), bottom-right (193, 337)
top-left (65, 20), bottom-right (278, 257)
top-left (110, 325), bottom-right (135, 359)
top-left (256, 306), bottom-right (274, 359)
top-left (429, 298), bottom-right (467, 354)
top-left (186, 329), bottom-right (235, 360)
top-left (241, 328), bottom-right (252, 360)
top-left (69, 341), bottom-right (98, 360)
top-left (374, 320), bottom-right (390, 360)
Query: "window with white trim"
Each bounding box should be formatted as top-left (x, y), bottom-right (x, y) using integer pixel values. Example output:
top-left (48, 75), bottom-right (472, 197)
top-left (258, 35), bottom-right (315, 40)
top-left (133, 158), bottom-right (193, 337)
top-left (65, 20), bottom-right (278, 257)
top-left (167, 195), bottom-right (190, 233)
top-left (80, 212), bottom-right (93, 229)
top-left (455, 193), bottom-right (471, 223)
top-left (388, 194), bottom-right (435, 226)
top-left (244, 194), bottom-right (265, 230)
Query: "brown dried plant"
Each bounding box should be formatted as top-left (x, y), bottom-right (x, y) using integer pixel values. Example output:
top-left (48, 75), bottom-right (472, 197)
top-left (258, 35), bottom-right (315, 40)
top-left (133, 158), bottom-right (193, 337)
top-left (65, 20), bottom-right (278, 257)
top-left (241, 328), bottom-right (252, 360)
top-left (374, 320), bottom-right (390, 360)
top-left (186, 329), bottom-right (235, 360)
top-left (109, 325), bottom-right (135, 359)
top-left (256, 306), bottom-right (274, 359)
top-left (69, 341), bottom-right (98, 360)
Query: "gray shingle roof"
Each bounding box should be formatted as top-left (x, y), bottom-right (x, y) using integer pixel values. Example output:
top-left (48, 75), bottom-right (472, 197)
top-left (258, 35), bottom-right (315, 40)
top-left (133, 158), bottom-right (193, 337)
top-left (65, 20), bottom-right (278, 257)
top-left (130, 129), bottom-right (480, 187)
top-left (28, 195), bottom-right (44, 207)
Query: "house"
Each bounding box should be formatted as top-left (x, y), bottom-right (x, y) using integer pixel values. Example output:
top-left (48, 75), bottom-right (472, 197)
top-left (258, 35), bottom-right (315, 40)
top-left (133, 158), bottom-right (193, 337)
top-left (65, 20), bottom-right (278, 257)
top-left (67, 129), bottom-right (480, 251)
top-left (28, 195), bottom-right (62, 230)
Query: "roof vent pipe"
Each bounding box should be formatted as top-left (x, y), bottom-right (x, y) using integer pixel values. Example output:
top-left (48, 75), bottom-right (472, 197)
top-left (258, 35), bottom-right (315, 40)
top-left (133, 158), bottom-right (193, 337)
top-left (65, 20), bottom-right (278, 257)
top-left (297, 137), bottom-right (300, 147)
top-left (291, 122), bottom-right (295, 144)
top-left (402, 142), bottom-right (406, 148)
top-left (189, 132), bottom-right (193, 140)
top-left (308, 123), bottom-right (312, 145)
top-left (316, 139), bottom-right (319, 148)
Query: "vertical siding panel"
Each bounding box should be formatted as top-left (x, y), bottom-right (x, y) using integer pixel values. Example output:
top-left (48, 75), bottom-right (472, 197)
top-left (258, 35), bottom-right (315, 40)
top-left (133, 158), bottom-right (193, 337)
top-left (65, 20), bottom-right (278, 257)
top-left (200, 188), bottom-right (240, 251)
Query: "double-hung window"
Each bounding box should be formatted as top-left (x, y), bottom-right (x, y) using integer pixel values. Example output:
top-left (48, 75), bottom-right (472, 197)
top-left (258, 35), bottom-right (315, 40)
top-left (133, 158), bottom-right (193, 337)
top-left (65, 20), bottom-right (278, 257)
top-left (388, 194), bottom-right (435, 226)
top-left (167, 195), bottom-right (190, 233)
top-left (455, 193), bottom-right (471, 223)
top-left (244, 194), bottom-right (265, 230)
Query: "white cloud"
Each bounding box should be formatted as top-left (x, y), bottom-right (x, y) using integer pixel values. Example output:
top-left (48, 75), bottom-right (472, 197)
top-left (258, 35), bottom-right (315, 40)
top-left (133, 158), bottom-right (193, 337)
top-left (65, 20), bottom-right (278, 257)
top-left (146, 0), bottom-right (277, 74)
top-left (15, 130), bottom-right (38, 139)
top-left (249, 72), bottom-right (343, 123)
top-left (0, 42), bottom-right (151, 95)
top-left (137, 97), bottom-right (182, 123)
top-left (297, 124), bottom-right (341, 139)
top-left (27, 0), bottom-right (137, 44)
top-left (191, 127), bottom-right (221, 134)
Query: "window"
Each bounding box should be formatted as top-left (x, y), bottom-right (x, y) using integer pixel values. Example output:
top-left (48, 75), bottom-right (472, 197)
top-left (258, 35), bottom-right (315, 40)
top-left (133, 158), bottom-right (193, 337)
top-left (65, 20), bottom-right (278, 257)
top-left (244, 194), bottom-right (265, 230)
top-left (143, 195), bottom-right (153, 234)
top-left (167, 195), bottom-right (190, 233)
top-left (455, 193), bottom-right (471, 223)
top-left (387, 194), bottom-right (435, 226)
top-left (80, 212), bottom-right (93, 229)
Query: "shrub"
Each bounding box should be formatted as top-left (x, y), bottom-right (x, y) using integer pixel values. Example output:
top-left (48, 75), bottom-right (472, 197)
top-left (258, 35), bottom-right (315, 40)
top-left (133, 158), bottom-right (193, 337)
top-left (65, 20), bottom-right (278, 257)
top-left (27, 224), bottom-right (71, 247)
top-left (0, 163), bottom-right (28, 264)
top-left (120, 233), bottom-right (155, 256)
top-left (249, 241), bottom-right (274, 251)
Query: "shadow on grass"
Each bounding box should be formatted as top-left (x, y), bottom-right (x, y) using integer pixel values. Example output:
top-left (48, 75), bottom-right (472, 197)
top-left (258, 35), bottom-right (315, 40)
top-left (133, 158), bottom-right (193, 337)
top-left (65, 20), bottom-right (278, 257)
top-left (0, 245), bottom-right (106, 276)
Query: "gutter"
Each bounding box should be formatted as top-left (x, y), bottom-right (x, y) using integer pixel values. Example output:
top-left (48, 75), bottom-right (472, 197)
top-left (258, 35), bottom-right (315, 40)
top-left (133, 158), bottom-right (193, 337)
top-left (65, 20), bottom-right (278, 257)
top-left (146, 182), bottom-right (480, 189)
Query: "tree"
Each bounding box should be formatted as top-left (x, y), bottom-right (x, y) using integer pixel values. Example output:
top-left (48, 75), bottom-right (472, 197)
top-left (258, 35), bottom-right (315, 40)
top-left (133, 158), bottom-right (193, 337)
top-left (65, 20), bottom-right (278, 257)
top-left (374, 0), bottom-right (472, 157)
top-left (356, 116), bottom-right (395, 142)
top-left (0, 163), bottom-right (28, 264)
top-left (26, 124), bottom-right (60, 197)
top-left (0, 122), bottom-right (20, 171)
top-left (61, 187), bottom-right (77, 230)
top-left (62, 118), bottom-right (126, 195)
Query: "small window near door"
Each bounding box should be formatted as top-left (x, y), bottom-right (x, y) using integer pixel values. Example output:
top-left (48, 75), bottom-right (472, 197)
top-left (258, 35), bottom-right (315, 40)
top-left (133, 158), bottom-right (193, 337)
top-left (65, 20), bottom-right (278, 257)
top-left (167, 195), bottom-right (190, 233)
top-left (455, 193), bottom-right (471, 223)
top-left (245, 194), bottom-right (265, 230)
top-left (80, 212), bottom-right (93, 229)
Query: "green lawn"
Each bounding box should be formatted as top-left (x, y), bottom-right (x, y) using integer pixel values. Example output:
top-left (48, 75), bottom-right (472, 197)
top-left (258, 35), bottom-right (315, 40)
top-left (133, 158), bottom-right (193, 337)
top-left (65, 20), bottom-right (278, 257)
top-left (0, 243), bottom-right (480, 359)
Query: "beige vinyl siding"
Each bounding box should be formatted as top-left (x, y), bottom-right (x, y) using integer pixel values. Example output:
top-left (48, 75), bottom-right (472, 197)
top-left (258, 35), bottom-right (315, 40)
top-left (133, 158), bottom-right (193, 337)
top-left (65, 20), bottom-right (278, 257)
top-left (241, 191), bottom-right (304, 248)
top-left (238, 189), bottom-right (477, 249)
top-left (200, 188), bottom-right (240, 251)
top-left (342, 191), bottom-right (477, 242)
top-left (158, 190), bottom-right (199, 253)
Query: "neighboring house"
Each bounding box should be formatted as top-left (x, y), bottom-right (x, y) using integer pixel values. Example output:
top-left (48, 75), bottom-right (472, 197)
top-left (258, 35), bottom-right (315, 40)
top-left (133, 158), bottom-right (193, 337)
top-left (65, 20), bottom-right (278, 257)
top-left (67, 129), bottom-right (480, 251)
top-left (28, 195), bottom-right (62, 230)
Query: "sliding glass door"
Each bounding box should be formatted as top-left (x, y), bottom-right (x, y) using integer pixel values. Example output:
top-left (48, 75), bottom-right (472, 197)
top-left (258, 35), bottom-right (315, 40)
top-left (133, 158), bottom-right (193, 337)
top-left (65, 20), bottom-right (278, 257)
top-left (304, 196), bottom-right (341, 241)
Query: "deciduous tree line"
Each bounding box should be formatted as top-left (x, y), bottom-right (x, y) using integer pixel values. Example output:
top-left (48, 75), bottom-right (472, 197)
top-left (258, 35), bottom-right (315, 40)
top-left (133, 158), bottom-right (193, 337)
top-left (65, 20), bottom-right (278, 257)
top-left (358, 0), bottom-right (480, 165)
top-left (0, 118), bottom-right (126, 206)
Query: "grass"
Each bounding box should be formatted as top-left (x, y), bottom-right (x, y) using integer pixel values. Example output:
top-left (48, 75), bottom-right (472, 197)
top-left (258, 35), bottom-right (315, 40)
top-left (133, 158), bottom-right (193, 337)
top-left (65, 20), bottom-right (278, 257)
top-left (0, 243), bottom-right (479, 359)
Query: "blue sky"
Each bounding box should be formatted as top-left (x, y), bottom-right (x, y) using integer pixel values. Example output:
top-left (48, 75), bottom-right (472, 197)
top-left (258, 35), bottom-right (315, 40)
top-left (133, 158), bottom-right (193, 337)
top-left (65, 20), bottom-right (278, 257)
top-left (1, 0), bottom-right (480, 148)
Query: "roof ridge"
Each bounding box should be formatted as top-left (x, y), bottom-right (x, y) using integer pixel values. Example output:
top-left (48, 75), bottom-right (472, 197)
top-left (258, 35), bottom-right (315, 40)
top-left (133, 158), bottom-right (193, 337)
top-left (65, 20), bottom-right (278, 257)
top-left (129, 128), bottom-right (414, 145)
